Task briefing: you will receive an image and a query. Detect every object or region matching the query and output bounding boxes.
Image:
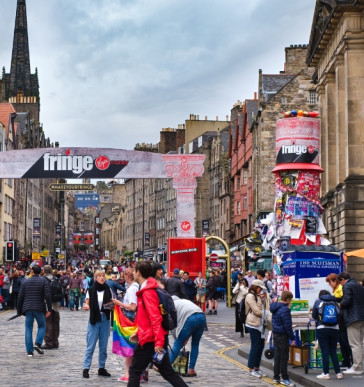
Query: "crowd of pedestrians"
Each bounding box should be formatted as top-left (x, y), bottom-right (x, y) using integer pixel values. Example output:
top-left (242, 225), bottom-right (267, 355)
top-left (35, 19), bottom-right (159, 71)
top-left (2, 255), bottom-right (364, 386)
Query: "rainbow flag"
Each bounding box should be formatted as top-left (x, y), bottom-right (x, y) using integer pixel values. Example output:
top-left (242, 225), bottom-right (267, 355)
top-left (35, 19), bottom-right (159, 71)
top-left (112, 306), bottom-right (138, 357)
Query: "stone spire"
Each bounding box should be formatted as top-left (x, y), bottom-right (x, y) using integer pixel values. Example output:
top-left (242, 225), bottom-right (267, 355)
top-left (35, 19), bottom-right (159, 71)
top-left (9, 0), bottom-right (39, 100)
top-left (5, 0), bottom-right (40, 121)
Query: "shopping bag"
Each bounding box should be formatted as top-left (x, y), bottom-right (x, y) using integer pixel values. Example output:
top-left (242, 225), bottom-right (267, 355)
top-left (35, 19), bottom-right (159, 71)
top-left (172, 347), bottom-right (190, 376)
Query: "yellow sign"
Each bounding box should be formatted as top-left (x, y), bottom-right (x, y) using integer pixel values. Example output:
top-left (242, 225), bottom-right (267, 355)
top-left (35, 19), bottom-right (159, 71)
top-left (32, 252), bottom-right (41, 260)
top-left (48, 183), bottom-right (95, 191)
top-left (40, 250), bottom-right (49, 257)
top-left (58, 254), bottom-right (65, 259)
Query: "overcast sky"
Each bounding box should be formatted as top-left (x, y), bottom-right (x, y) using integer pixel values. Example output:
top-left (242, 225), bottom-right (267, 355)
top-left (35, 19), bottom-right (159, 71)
top-left (0, 0), bottom-right (316, 150)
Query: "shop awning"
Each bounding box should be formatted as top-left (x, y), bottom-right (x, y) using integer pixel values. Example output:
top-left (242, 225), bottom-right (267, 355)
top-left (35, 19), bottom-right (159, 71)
top-left (345, 249), bottom-right (364, 258)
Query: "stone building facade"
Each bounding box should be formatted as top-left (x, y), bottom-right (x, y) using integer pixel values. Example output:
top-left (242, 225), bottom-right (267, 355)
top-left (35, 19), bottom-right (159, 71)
top-left (229, 98), bottom-right (259, 244)
top-left (307, 0), bottom-right (364, 277)
top-left (0, 0), bottom-right (58, 260)
top-left (208, 127), bottom-right (231, 240)
top-left (252, 45), bottom-right (319, 222)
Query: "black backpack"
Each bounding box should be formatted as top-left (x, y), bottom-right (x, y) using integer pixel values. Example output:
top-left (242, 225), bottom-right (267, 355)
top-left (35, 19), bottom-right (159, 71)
top-left (156, 287), bottom-right (178, 331)
top-left (50, 278), bottom-right (63, 302)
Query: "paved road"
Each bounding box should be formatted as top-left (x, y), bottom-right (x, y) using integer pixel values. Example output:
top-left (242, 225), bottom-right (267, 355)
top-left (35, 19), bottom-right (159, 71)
top-left (0, 301), bottom-right (276, 386)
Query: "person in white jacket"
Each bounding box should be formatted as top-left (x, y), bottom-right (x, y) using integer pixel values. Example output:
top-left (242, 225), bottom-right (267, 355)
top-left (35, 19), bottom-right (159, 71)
top-left (233, 276), bottom-right (249, 336)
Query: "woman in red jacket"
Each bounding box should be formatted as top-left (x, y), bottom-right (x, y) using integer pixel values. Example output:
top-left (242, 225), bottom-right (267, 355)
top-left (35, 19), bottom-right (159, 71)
top-left (127, 261), bottom-right (187, 387)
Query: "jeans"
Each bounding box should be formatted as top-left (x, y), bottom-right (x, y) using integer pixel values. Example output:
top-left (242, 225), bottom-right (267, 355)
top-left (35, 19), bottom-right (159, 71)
top-left (25, 310), bottom-right (46, 353)
top-left (83, 313), bottom-right (110, 369)
top-left (1, 288), bottom-right (9, 309)
top-left (80, 292), bottom-right (86, 308)
top-left (273, 333), bottom-right (290, 380)
top-left (247, 327), bottom-right (265, 369)
top-left (316, 328), bottom-right (340, 374)
top-left (169, 313), bottom-right (206, 369)
top-left (69, 289), bottom-right (80, 310)
top-left (128, 336), bottom-right (187, 387)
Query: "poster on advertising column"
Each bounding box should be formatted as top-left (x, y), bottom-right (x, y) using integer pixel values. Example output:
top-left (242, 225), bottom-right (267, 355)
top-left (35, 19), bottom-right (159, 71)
top-left (33, 218), bottom-right (41, 239)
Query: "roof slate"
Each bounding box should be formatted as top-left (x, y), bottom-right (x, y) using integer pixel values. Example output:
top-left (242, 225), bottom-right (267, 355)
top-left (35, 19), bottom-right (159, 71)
top-left (262, 74), bottom-right (295, 93)
top-left (0, 103), bottom-right (16, 136)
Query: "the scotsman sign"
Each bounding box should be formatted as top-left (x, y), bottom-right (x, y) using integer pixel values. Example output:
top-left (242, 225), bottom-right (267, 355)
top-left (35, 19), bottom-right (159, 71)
top-left (0, 147), bottom-right (205, 237)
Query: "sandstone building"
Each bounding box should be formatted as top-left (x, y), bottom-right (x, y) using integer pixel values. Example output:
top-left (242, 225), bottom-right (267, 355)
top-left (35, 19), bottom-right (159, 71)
top-left (307, 0), bottom-right (364, 277)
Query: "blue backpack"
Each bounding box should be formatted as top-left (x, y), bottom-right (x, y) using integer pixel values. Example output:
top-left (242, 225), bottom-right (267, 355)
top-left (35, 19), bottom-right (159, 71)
top-left (318, 300), bottom-right (341, 326)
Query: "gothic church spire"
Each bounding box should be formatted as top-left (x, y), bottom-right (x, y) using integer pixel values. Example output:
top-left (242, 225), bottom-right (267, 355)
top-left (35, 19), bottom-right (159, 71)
top-left (9, 0), bottom-right (32, 97)
top-left (4, 0), bottom-right (40, 122)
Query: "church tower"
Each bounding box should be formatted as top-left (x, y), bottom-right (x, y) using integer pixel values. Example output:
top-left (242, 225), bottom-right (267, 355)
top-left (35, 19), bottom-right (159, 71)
top-left (2, 0), bottom-right (40, 122)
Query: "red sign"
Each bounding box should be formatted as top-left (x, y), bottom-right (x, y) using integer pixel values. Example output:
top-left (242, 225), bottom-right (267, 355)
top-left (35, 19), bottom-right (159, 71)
top-left (168, 237), bottom-right (206, 279)
top-left (180, 221), bottom-right (191, 231)
top-left (95, 155), bottom-right (110, 170)
top-left (210, 253), bottom-right (219, 262)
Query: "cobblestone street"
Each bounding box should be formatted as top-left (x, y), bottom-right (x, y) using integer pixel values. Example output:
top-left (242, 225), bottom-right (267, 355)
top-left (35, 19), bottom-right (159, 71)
top-left (0, 302), bottom-right (274, 387)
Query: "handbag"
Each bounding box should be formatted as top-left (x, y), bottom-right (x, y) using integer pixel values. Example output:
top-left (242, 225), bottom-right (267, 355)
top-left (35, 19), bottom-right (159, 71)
top-left (171, 347), bottom-right (190, 376)
top-left (263, 309), bottom-right (273, 331)
top-left (232, 293), bottom-right (238, 305)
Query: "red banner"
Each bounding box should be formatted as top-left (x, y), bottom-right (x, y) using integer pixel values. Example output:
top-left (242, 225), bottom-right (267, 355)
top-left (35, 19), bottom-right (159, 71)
top-left (73, 233), bottom-right (82, 244)
top-left (84, 233), bottom-right (93, 244)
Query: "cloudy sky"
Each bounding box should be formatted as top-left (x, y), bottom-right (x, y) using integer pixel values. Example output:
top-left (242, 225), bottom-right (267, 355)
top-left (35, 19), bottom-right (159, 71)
top-left (0, 0), bottom-right (316, 150)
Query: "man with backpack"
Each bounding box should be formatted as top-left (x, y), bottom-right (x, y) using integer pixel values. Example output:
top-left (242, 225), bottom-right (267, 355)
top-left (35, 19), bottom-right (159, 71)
top-left (127, 261), bottom-right (187, 387)
top-left (338, 272), bottom-right (364, 375)
top-left (42, 265), bottom-right (62, 349)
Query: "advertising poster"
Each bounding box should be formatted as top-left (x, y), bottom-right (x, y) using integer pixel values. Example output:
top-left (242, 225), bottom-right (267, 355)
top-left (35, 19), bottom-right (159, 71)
top-left (299, 277), bottom-right (332, 307)
top-left (33, 218), bottom-right (41, 239)
top-left (55, 225), bottom-right (61, 240)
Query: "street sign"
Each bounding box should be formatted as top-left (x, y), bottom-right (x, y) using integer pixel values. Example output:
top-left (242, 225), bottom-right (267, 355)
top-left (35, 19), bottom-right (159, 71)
top-left (210, 252), bottom-right (219, 262)
top-left (48, 183), bottom-right (95, 191)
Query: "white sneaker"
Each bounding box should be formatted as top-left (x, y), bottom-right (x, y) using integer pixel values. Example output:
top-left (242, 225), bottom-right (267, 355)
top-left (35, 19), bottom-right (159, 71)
top-left (336, 373), bottom-right (343, 379)
top-left (343, 367), bottom-right (364, 375)
top-left (317, 373), bottom-right (330, 379)
top-left (255, 369), bottom-right (267, 377)
top-left (248, 370), bottom-right (262, 379)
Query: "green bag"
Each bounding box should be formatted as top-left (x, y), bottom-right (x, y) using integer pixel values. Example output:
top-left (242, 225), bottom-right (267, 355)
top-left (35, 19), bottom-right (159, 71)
top-left (172, 347), bottom-right (190, 376)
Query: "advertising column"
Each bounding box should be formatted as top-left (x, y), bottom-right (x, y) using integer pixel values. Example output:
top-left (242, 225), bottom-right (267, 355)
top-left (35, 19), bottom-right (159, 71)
top-left (272, 111), bottom-right (324, 247)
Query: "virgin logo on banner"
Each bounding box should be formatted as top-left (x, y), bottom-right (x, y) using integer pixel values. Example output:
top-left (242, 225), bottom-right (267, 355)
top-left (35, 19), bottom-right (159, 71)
top-left (181, 221), bottom-right (191, 231)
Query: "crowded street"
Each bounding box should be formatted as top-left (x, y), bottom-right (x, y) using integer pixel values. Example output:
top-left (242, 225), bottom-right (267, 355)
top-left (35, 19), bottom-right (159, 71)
top-left (0, 301), bottom-right (274, 387)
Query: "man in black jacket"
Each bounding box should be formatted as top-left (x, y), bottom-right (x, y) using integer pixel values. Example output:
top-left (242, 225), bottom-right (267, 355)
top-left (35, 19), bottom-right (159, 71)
top-left (165, 269), bottom-right (187, 299)
top-left (338, 272), bottom-right (364, 375)
top-left (17, 265), bottom-right (52, 357)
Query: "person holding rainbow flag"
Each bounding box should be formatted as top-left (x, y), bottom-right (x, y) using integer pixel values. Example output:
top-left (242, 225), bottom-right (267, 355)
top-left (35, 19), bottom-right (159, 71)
top-left (112, 268), bottom-right (139, 383)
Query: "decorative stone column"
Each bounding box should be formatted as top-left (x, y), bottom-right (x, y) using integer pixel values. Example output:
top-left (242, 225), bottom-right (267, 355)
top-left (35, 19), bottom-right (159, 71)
top-left (162, 154), bottom-right (205, 237)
